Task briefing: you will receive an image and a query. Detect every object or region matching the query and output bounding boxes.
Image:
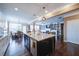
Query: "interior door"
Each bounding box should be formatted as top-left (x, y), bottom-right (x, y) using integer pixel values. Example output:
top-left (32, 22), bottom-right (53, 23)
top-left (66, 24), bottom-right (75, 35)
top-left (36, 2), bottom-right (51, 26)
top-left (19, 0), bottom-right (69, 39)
top-left (66, 19), bottom-right (79, 44)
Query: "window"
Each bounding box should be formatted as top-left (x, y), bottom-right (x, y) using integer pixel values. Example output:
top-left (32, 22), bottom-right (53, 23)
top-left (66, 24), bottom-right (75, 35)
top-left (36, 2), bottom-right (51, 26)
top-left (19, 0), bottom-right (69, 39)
top-left (9, 23), bottom-right (22, 33)
top-left (0, 21), bottom-right (8, 37)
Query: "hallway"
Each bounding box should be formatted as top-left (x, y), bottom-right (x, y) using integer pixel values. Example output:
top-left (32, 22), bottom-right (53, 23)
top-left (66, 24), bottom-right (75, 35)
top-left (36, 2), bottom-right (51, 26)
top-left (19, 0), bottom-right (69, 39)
top-left (5, 37), bottom-right (31, 56)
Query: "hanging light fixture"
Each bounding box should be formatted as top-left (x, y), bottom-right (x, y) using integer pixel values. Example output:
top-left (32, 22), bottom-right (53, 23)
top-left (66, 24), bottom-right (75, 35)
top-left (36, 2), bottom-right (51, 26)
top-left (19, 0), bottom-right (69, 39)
top-left (41, 6), bottom-right (47, 21)
top-left (32, 4), bottom-right (48, 22)
top-left (42, 16), bottom-right (46, 20)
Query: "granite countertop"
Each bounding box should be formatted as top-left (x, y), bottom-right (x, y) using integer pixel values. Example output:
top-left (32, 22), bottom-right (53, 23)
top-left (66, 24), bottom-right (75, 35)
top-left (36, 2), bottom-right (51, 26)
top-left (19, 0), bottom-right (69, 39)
top-left (26, 32), bottom-right (55, 41)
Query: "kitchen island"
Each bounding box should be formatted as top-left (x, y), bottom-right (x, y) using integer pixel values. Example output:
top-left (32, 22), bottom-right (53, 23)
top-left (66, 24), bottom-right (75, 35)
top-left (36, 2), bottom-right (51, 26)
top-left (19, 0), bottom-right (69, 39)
top-left (24, 32), bottom-right (55, 56)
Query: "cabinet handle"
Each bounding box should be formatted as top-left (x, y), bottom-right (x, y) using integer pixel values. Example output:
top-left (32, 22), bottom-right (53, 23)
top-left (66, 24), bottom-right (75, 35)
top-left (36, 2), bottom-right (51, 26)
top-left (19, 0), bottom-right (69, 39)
top-left (32, 42), bottom-right (35, 48)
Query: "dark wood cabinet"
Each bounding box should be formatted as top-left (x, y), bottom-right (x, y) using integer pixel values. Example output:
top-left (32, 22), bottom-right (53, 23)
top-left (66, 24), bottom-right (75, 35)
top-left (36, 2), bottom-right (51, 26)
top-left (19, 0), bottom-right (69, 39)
top-left (37, 37), bottom-right (55, 56)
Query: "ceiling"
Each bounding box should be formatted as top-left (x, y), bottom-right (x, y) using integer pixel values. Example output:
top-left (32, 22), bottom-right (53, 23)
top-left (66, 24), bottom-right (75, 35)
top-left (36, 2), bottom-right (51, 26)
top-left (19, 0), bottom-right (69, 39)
top-left (0, 3), bottom-right (72, 24)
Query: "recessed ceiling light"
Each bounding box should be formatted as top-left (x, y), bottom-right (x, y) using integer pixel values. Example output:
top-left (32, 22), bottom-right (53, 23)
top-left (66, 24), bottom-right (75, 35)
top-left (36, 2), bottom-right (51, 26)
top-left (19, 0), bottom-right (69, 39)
top-left (14, 8), bottom-right (18, 11)
top-left (45, 10), bottom-right (48, 13)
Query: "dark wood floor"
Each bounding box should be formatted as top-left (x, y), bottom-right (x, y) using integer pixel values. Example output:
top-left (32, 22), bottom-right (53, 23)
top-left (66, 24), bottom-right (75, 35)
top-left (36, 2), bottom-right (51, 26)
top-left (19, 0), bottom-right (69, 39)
top-left (52, 40), bottom-right (79, 56)
top-left (5, 37), bottom-right (79, 56)
top-left (5, 37), bottom-right (31, 56)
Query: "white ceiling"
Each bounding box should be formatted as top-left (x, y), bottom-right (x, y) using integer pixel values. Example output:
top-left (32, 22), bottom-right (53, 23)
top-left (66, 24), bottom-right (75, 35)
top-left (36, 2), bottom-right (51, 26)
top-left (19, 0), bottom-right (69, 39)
top-left (0, 3), bottom-right (72, 24)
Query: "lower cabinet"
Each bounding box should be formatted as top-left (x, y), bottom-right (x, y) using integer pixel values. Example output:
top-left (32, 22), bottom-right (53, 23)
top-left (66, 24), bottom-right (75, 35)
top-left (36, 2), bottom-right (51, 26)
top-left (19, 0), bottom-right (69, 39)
top-left (30, 37), bottom-right (55, 56)
top-left (0, 36), bottom-right (10, 56)
top-left (24, 34), bottom-right (55, 56)
top-left (30, 39), bottom-right (37, 56)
